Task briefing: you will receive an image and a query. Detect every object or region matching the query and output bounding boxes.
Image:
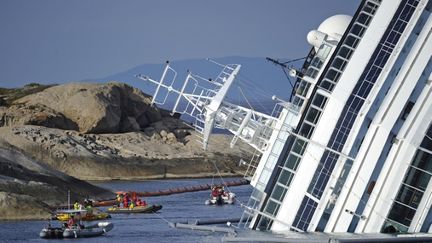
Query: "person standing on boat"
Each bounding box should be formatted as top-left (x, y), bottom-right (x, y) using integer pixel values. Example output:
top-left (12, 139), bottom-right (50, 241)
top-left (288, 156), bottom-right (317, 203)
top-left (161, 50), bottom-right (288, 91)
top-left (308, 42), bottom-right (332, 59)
top-left (83, 197), bottom-right (93, 207)
top-left (85, 203), bottom-right (93, 214)
top-left (116, 193), bottom-right (122, 207)
top-left (83, 198), bottom-right (89, 208)
top-left (136, 198), bottom-right (147, 207)
top-left (74, 200), bottom-right (84, 210)
top-left (123, 193), bottom-right (129, 208)
top-left (132, 192), bottom-right (137, 204)
top-left (67, 215), bottom-right (77, 228)
top-left (73, 201), bottom-right (80, 210)
top-left (211, 186), bottom-right (218, 198)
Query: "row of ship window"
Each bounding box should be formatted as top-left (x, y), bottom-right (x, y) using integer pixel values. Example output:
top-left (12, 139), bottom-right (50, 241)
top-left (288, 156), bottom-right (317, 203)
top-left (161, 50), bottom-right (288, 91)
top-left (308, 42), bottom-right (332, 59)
top-left (255, 0), bottom-right (383, 231)
top-left (385, 126), bottom-right (432, 232)
top-left (257, 70), bottom-right (331, 230)
top-left (308, 0), bottom-right (421, 232)
top-left (292, 0), bottom-right (421, 231)
top-left (291, 0), bottom-right (384, 231)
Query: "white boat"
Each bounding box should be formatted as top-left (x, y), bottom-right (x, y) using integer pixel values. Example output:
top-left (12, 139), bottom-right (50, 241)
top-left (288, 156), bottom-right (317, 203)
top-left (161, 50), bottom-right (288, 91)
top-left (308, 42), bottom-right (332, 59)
top-left (62, 222), bottom-right (114, 238)
top-left (40, 221), bottom-right (113, 239)
top-left (205, 189), bottom-right (236, 205)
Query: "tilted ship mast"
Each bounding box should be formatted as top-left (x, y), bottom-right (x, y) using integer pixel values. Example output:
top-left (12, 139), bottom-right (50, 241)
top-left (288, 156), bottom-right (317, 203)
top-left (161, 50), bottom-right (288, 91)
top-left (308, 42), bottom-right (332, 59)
top-left (136, 59), bottom-right (293, 178)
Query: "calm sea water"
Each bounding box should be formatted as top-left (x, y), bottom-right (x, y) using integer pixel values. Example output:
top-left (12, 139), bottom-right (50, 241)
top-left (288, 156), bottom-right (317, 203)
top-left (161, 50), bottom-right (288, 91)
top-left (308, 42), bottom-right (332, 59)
top-left (0, 177), bottom-right (252, 243)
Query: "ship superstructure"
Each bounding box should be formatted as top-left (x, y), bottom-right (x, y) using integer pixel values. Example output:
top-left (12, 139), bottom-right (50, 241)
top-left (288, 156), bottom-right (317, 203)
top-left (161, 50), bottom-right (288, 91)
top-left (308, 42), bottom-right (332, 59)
top-left (138, 0), bottom-right (432, 236)
top-left (242, 0), bottom-right (432, 234)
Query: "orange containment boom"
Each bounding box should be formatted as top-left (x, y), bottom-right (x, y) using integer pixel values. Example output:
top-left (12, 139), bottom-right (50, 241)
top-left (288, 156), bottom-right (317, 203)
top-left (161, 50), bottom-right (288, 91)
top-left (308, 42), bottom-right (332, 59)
top-left (93, 178), bottom-right (249, 207)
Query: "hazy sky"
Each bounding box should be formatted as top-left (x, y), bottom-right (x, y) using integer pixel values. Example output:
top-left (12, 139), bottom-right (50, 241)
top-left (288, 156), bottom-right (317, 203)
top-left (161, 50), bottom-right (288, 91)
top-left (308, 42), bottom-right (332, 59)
top-left (0, 0), bottom-right (357, 87)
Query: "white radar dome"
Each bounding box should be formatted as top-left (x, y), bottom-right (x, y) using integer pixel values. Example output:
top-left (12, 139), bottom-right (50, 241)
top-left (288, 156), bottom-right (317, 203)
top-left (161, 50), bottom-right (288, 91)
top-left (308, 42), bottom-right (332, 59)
top-left (317, 14), bottom-right (352, 39)
top-left (307, 14), bottom-right (352, 48)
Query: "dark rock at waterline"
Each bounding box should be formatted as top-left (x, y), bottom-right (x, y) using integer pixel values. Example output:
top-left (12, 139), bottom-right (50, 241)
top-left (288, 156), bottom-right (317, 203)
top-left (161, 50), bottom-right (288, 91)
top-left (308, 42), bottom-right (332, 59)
top-left (0, 147), bottom-right (113, 220)
top-left (0, 192), bottom-right (52, 220)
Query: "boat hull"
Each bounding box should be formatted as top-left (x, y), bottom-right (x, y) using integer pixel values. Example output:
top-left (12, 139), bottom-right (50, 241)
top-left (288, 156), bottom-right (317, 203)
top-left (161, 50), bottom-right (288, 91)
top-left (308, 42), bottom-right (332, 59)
top-left (107, 204), bottom-right (162, 214)
top-left (55, 212), bottom-right (111, 221)
top-left (205, 192), bottom-right (236, 205)
top-left (62, 222), bottom-right (113, 238)
top-left (39, 227), bottom-right (64, 239)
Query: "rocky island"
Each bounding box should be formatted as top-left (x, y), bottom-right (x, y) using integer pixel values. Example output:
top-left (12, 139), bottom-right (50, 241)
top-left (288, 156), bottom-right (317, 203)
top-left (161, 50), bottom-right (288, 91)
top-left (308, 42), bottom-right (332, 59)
top-left (0, 82), bottom-right (252, 220)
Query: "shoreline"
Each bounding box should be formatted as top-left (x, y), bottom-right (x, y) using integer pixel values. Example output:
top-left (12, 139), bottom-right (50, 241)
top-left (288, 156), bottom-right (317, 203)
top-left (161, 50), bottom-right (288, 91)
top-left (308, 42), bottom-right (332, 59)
top-left (0, 175), bottom-right (249, 222)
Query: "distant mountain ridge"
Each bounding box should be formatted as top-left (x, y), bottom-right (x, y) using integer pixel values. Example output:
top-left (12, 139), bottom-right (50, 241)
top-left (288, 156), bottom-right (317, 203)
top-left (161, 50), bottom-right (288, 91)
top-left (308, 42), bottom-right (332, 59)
top-left (2, 56), bottom-right (295, 114)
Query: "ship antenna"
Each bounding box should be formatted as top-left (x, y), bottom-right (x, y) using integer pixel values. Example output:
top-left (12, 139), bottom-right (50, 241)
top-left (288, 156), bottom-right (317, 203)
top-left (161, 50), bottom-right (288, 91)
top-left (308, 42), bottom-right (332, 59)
top-left (266, 56), bottom-right (306, 100)
top-left (266, 57), bottom-right (306, 88)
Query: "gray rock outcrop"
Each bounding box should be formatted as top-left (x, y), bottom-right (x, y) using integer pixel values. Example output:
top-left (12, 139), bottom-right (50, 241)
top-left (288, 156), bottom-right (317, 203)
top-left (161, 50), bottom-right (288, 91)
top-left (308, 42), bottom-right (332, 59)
top-left (0, 103), bottom-right (78, 130)
top-left (13, 82), bottom-right (163, 133)
top-left (0, 125), bottom-right (250, 180)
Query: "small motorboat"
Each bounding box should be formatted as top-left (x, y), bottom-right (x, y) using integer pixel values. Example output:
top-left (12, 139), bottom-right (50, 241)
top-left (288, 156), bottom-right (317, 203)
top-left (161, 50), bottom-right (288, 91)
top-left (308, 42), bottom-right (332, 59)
top-left (107, 204), bottom-right (162, 214)
top-left (39, 221), bottom-right (113, 239)
top-left (62, 222), bottom-right (114, 238)
top-left (205, 186), bottom-right (236, 205)
top-left (54, 209), bottom-right (111, 221)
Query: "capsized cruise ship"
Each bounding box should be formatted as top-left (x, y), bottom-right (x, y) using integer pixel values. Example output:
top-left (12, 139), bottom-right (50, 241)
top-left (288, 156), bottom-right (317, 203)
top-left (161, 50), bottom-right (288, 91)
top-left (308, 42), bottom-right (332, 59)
top-left (138, 0), bottom-right (432, 239)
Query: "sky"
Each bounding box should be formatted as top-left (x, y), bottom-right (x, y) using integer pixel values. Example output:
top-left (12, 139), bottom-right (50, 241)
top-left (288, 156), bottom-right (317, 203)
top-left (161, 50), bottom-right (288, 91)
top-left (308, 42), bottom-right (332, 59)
top-left (0, 0), bottom-right (358, 87)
